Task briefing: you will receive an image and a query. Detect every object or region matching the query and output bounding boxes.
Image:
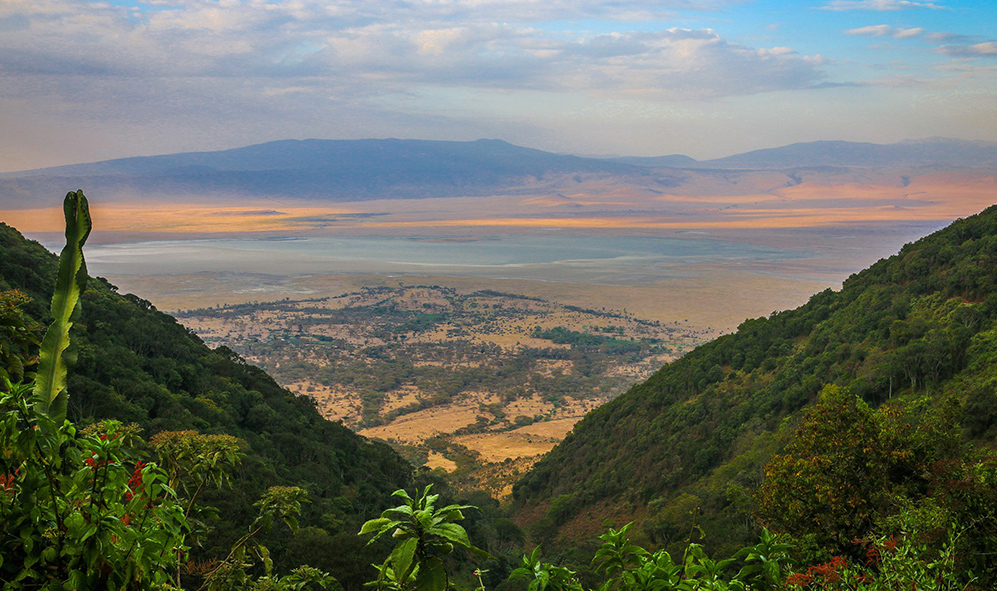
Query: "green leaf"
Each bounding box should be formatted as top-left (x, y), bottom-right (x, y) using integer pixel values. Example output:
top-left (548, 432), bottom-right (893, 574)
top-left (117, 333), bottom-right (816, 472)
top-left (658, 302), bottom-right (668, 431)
top-left (392, 537), bottom-right (418, 582)
top-left (360, 517), bottom-right (392, 535)
top-left (432, 522), bottom-right (470, 548)
top-left (391, 489), bottom-right (415, 503)
top-left (41, 546), bottom-right (57, 563)
top-left (414, 556), bottom-right (447, 591)
top-left (34, 190), bottom-right (91, 422)
top-left (259, 543), bottom-right (273, 575)
top-left (66, 569), bottom-right (84, 590)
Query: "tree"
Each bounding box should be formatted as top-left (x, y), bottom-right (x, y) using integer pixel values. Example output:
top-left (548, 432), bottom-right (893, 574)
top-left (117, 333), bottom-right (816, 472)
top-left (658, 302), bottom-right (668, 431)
top-left (755, 385), bottom-right (962, 559)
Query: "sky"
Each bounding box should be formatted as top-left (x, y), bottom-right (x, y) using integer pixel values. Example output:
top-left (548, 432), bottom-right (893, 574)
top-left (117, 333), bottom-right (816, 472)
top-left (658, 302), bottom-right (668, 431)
top-left (0, 0), bottom-right (995, 172)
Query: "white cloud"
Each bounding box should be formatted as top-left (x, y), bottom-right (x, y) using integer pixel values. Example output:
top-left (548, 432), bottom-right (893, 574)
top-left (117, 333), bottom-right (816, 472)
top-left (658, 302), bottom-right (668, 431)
top-left (0, 0), bottom-right (990, 171)
top-left (0, 2), bottom-right (826, 101)
top-left (939, 42), bottom-right (997, 57)
top-left (0, 0), bottom-right (837, 170)
top-left (845, 25), bottom-right (925, 38)
top-left (820, 0), bottom-right (944, 10)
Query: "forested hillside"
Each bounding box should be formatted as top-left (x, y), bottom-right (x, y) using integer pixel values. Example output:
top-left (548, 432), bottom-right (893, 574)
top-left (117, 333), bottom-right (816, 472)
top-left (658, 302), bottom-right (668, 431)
top-left (0, 221), bottom-right (413, 588)
top-left (513, 204), bottom-right (997, 561)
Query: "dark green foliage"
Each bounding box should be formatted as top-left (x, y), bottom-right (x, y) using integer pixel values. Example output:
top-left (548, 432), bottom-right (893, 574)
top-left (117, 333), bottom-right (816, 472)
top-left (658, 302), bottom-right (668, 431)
top-left (0, 290), bottom-right (41, 383)
top-left (531, 327), bottom-right (643, 355)
top-left (753, 385), bottom-right (988, 566)
top-left (0, 222), bottom-right (412, 587)
top-left (0, 383), bottom-right (334, 590)
top-left (513, 204), bottom-right (997, 558)
top-left (507, 525), bottom-right (792, 591)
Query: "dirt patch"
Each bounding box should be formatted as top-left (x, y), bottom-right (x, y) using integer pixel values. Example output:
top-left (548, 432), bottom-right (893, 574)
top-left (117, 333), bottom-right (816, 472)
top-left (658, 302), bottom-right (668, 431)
top-left (425, 451), bottom-right (457, 473)
top-left (513, 417), bottom-right (582, 440)
top-left (504, 395), bottom-right (555, 419)
top-left (381, 386), bottom-right (422, 415)
top-left (289, 382), bottom-right (361, 424)
top-left (453, 432), bottom-right (559, 463)
top-left (359, 396), bottom-right (494, 444)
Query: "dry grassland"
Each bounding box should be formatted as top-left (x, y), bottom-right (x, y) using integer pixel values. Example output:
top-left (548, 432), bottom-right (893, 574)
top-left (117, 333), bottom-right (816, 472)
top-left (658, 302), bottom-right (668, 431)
top-left (358, 394), bottom-right (499, 445)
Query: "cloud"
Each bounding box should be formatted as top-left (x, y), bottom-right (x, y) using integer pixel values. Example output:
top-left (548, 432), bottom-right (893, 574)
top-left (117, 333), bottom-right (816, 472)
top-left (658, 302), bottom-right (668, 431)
top-left (0, 2), bottom-right (827, 103)
top-left (924, 32), bottom-right (973, 43)
top-left (845, 25), bottom-right (924, 38)
top-left (0, 0), bottom-right (835, 172)
top-left (939, 42), bottom-right (997, 58)
top-left (6, 0), bottom-right (989, 173)
top-left (820, 0), bottom-right (944, 10)
top-left (843, 24), bottom-right (981, 50)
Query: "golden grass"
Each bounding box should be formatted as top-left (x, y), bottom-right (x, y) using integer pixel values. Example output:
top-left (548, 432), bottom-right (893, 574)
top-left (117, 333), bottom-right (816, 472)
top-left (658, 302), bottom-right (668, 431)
top-left (358, 393), bottom-right (499, 444)
top-left (452, 432), bottom-right (557, 463)
top-left (425, 451), bottom-right (457, 473)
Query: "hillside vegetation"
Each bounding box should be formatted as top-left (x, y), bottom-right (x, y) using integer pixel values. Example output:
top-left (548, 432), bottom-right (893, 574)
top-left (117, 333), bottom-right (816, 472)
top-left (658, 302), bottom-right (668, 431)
top-left (0, 221), bottom-right (414, 587)
top-left (513, 203), bottom-right (997, 562)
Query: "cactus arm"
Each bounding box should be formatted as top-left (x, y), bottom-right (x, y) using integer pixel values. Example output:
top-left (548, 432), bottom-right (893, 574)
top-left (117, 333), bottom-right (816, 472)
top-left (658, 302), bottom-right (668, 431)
top-left (34, 190), bottom-right (91, 421)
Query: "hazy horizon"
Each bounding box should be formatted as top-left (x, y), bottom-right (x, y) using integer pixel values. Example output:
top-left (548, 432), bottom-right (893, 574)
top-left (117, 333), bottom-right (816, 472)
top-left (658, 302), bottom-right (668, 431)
top-left (4, 134), bottom-right (996, 176)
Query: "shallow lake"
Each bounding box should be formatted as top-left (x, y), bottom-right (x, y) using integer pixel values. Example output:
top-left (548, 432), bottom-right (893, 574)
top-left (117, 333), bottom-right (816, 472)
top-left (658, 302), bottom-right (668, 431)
top-left (77, 234), bottom-right (810, 285)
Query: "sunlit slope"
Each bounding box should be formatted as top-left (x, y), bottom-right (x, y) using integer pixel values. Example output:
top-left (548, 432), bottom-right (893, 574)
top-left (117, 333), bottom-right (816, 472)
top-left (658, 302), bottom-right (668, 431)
top-left (512, 203), bottom-right (997, 553)
top-left (0, 221), bottom-right (412, 588)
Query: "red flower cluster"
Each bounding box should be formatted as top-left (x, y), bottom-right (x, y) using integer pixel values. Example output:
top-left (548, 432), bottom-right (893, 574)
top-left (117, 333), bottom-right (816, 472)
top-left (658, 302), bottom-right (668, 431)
top-left (0, 468), bottom-right (18, 491)
top-left (84, 453), bottom-right (112, 470)
top-left (785, 556), bottom-right (848, 588)
top-left (124, 461), bottom-right (145, 502)
top-left (881, 536), bottom-right (898, 552)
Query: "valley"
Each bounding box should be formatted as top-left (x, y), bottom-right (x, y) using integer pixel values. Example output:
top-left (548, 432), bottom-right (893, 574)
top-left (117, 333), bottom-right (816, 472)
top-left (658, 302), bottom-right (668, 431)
top-left (175, 283), bottom-right (703, 496)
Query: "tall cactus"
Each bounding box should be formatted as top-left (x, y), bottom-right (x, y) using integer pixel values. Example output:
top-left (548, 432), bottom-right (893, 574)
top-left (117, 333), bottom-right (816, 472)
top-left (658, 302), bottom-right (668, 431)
top-left (34, 190), bottom-right (91, 421)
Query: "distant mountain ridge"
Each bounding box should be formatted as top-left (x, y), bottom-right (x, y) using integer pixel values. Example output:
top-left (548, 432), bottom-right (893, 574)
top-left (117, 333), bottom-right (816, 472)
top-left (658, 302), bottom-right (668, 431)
top-left (607, 154), bottom-right (699, 168)
top-left (617, 137), bottom-right (997, 170)
top-left (697, 137), bottom-right (997, 169)
top-left (0, 139), bottom-right (641, 208)
top-left (4, 138), bottom-right (627, 178)
top-left (1, 137), bottom-right (994, 208)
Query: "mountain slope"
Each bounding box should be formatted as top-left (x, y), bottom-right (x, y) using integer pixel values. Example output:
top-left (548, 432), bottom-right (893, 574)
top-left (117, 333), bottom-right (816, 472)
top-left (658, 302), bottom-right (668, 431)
top-left (607, 138), bottom-right (997, 170)
top-left (512, 203), bottom-right (997, 555)
top-left (4, 137), bottom-right (993, 209)
top-left (0, 221), bottom-right (413, 588)
top-left (0, 139), bottom-right (641, 207)
top-left (697, 137), bottom-right (997, 170)
top-left (606, 154), bottom-right (699, 168)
